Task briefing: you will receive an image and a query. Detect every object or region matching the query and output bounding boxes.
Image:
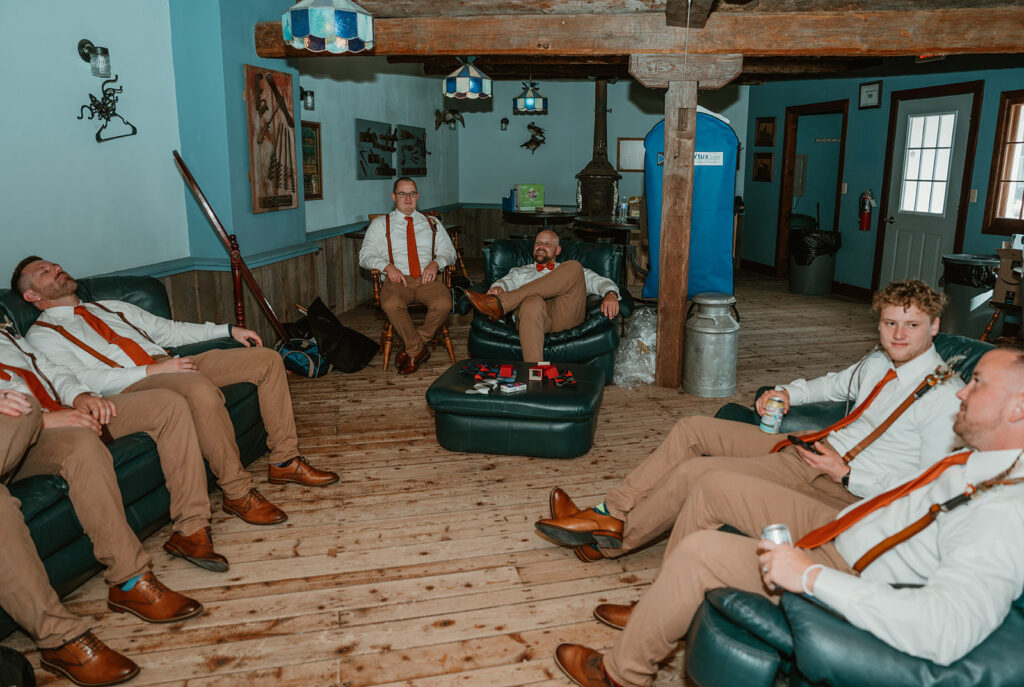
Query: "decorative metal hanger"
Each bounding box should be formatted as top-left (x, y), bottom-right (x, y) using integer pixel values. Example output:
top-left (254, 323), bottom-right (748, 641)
top-left (78, 75), bottom-right (137, 143)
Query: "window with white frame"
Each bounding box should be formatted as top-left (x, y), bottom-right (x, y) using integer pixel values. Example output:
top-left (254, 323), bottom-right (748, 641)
top-left (899, 113), bottom-right (956, 216)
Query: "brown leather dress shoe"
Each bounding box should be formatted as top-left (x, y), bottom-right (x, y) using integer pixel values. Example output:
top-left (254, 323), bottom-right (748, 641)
top-left (465, 290), bottom-right (504, 320)
top-left (40, 631), bottom-right (140, 686)
top-left (549, 486), bottom-right (581, 519)
top-left (107, 572), bottom-right (203, 623)
top-left (553, 643), bottom-right (618, 687)
top-left (574, 544), bottom-right (605, 563)
top-left (164, 526), bottom-right (229, 572)
top-left (594, 602), bottom-right (636, 630)
top-left (268, 456), bottom-right (340, 487)
top-left (398, 346), bottom-right (430, 375)
top-left (535, 508), bottom-right (624, 548)
top-left (395, 349), bottom-right (410, 369)
top-left (222, 488), bottom-right (288, 525)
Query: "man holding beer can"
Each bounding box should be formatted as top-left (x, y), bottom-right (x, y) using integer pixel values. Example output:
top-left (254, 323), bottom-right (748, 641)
top-left (536, 280), bottom-right (962, 564)
top-left (553, 348), bottom-right (1024, 687)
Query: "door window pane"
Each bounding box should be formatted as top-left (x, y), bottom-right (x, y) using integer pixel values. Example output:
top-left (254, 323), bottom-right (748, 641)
top-left (899, 112), bottom-right (957, 216)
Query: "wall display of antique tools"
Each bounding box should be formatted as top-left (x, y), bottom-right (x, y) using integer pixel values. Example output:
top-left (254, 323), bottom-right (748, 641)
top-left (244, 65), bottom-right (298, 213)
top-left (396, 124), bottom-right (428, 177)
top-left (355, 118), bottom-right (396, 180)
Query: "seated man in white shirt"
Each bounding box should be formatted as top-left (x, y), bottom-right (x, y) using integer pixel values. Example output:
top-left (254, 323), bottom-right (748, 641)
top-left (536, 280), bottom-right (962, 563)
top-left (12, 256), bottom-right (339, 527)
top-left (464, 229), bottom-right (620, 363)
top-left (358, 177), bottom-right (457, 375)
top-left (554, 346), bottom-right (1024, 687)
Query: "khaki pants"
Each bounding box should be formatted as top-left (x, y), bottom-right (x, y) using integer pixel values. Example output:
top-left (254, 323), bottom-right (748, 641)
top-left (496, 260), bottom-right (587, 363)
top-left (380, 276), bottom-right (451, 358)
top-left (601, 416), bottom-right (857, 557)
top-left (124, 347), bottom-right (299, 498)
top-left (0, 399), bottom-right (149, 648)
top-left (605, 470), bottom-right (854, 686)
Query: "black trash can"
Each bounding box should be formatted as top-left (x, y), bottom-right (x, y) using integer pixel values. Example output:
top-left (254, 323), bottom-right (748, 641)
top-left (939, 253), bottom-right (999, 338)
top-left (788, 215), bottom-right (842, 296)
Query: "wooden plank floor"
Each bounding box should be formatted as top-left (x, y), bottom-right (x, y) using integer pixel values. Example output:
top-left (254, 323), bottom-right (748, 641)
top-left (2, 270), bottom-right (878, 686)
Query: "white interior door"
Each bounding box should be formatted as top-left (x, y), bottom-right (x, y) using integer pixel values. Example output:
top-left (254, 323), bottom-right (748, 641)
top-left (878, 93), bottom-right (973, 288)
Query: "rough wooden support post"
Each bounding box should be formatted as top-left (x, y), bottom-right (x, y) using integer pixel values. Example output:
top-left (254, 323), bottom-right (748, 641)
top-left (655, 80), bottom-right (697, 389)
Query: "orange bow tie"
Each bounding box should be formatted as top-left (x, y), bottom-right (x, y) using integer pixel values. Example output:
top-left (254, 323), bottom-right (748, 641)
top-left (536, 262), bottom-right (555, 272)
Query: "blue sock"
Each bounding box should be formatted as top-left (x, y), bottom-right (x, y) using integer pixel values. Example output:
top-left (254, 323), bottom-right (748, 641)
top-left (593, 502), bottom-right (609, 515)
top-left (273, 458), bottom-right (294, 468)
top-left (120, 574), bottom-right (144, 591)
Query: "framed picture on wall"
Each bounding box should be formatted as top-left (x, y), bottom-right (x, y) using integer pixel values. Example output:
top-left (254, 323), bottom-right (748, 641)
top-left (243, 64), bottom-right (298, 213)
top-left (616, 138), bottom-right (646, 172)
top-left (301, 121), bottom-right (322, 200)
top-left (755, 117), bottom-right (776, 147)
top-left (859, 80), bottom-right (882, 109)
top-left (753, 152), bottom-right (774, 182)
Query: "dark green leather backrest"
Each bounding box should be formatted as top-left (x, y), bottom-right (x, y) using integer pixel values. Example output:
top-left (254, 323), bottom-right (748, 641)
top-left (0, 276), bottom-right (170, 335)
top-left (482, 239), bottom-right (623, 286)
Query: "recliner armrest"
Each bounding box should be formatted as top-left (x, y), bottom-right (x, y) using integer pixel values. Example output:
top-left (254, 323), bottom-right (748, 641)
top-left (707, 588), bottom-right (793, 657)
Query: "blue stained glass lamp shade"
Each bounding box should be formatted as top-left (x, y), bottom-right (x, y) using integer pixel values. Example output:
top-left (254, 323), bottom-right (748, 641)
top-left (513, 82), bottom-right (548, 113)
top-left (282, 0), bottom-right (374, 54)
top-left (443, 62), bottom-right (493, 100)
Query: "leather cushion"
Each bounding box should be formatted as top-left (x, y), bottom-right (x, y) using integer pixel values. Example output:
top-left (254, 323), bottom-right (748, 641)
top-left (685, 596), bottom-right (780, 687)
top-left (706, 588), bottom-right (794, 657)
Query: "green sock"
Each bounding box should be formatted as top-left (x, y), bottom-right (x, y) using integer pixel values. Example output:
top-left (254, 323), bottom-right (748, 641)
top-left (593, 502), bottom-right (609, 515)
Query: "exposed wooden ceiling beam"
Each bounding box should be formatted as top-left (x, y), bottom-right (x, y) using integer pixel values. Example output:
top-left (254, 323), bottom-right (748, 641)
top-left (630, 54), bottom-right (743, 88)
top-left (666, 0), bottom-right (716, 29)
top-left (255, 8), bottom-right (1024, 58)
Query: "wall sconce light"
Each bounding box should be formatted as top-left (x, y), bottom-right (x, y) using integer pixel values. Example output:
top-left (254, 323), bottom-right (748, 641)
top-left (78, 39), bottom-right (111, 78)
top-left (500, 117), bottom-right (509, 131)
top-left (300, 86), bottom-right (315, 111)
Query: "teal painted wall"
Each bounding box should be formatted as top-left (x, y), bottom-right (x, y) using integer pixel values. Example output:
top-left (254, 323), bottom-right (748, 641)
top-left (296, 57), bottom-right (461, 233)
top-left (0, 0), bottom-right (188, 280)
top-left (742, 62), bottom-right (1024, 289)
top-left (456, 81), bottom-right (749, 207)
top-left (792, 113), bottom-right (843, 231)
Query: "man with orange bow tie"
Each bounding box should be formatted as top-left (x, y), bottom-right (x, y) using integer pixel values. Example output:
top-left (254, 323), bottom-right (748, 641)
top-left (552, 346), bottom-right (1024, 687)
top-left (464, 229), bottom-right (620, 363)
top-left (535, 280), bottom-right (960, 566)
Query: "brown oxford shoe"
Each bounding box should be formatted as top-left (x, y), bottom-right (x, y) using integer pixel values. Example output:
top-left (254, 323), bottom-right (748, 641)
top-left (574, 544), bottom-right (606, 563)
top-left (107, 572), bottom-right (203, 624)
top-left (549, 486), bottom-right (581, 519)
top-left (465, 290), bottom-right (504, 321)
top-left (553, 643), bottom-right (619, 687)
top-left (395, 349), bottom-right (410, 370)
top-left (535, 508), bottom-right (624, 548)
top-left (398, 346), bottom-right (430, 375)
top-left (222, 488), bottom-right (288, 525)
top-left (164, 526), bottom-right (229, 572)
top-left (40, 631), bottom-right (140, 686)
top-left (268, 456), bottom-right (340, 487)
top-left (594, 602), bottom-right (636, 630)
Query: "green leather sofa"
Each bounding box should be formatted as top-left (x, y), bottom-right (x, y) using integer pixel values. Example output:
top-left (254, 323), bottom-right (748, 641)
top-left (686, 333), bottom-right (1017, 686)
top-left (0, 276), bottom-right (268, 640)
top-left (456, 239), bottom-right (635, 382)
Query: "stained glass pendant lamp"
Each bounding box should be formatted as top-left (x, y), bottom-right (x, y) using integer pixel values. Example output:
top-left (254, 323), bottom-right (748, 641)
top-left (282, 0), bottom-right (374, 54)
top-left (443, 57), bottom-right (492, 100)
top-left (513, 81), bottom-right (548, 114)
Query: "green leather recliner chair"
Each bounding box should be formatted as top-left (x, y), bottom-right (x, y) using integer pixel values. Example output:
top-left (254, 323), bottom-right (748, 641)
top-left (456, 239), bottom-right (635, 382)
top-left (686, 333), bottom-right (1021, 687)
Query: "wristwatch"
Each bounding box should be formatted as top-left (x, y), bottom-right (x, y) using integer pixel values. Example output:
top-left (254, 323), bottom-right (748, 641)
top-left (841, 468), bottom-right (851, 489)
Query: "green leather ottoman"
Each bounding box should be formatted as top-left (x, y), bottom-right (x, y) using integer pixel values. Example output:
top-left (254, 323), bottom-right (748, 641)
top-left (425, 360), bottom-right (605, 459)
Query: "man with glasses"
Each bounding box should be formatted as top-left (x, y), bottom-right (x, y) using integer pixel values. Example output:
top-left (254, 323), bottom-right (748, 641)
top-left (359, 177), bottom-right (457, 374)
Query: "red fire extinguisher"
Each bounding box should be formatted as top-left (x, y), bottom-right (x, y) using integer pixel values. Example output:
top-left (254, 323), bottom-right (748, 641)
top-left (859, 190), bottom-right (876, 231)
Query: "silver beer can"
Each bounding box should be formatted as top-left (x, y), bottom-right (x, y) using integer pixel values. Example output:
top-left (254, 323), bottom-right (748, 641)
top-left (761, 524), bottom-right (793, 546)
top-left (759, 396), bottom-right (785, 434)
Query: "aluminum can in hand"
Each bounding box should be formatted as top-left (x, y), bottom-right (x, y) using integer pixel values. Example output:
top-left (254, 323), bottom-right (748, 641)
top-left (759, 396), bottom-right (785, 434)
top-left (761, 524), bottom-right (793, 546)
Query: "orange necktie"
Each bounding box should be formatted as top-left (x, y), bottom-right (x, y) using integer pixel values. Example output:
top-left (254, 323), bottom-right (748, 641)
top-left (773, 368), bottom-right (898, 452)
top-left (536, 262), bottom-right (555, 272)
top-left (0, 364), bottom-right (64, 411)
top-left (796, 450), bottom-right (973, 549)
top-left (405, 216), bottom-right (421, 279)
top-left (74, 305), bottom-right (156, 366)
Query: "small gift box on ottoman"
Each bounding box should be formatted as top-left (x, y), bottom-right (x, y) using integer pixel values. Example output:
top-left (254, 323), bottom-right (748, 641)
top-left (425, 360), bottom-right (605, 459)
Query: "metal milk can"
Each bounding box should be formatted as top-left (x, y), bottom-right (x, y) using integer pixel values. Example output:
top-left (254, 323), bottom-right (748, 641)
top-left (683, 292), bottom-right (739, 397)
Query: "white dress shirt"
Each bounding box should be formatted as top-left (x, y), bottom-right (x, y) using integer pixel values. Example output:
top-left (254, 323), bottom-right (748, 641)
top-left (780, 346), bottom-right (962, 498)
top-left (0, 330), bottom-right (90, 406)
top-left (814, 448), bottom-right (1024, 666)
top-left (358, 210), bottom-right (457, 277)
top-left (26, 300), bottom-right (229, 396)
top-left (491, 261), bottom-right (620, 300)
